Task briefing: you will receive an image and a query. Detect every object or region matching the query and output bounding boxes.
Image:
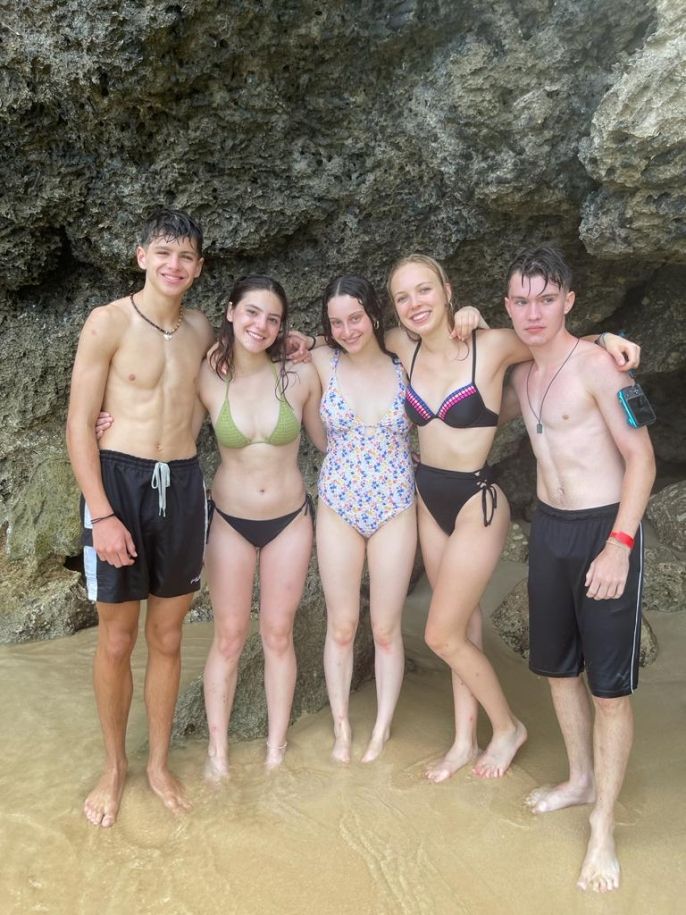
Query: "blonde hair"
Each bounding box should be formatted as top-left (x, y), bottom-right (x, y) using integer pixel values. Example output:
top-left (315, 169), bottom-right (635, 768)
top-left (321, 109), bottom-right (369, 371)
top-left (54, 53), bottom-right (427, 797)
top-left (386, 253), bottom-right (454, 331)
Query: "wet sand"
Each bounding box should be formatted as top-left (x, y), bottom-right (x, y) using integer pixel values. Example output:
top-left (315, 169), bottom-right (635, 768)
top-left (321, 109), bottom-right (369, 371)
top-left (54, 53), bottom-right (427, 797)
top-left (1, 561), bottom-right (685, 914)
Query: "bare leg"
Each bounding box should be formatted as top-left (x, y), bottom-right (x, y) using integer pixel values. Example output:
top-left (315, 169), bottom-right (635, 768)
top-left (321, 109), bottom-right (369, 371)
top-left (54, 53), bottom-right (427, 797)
top-left (84, 601), bottom-right (140, 827)
top-left (577, 695), bottom-right (633, 894)
top-left (417, 502), bottom-right (480, 781)
top-left (259, 508), bottom-right (313, 769)
top-left (423, 490), bottom-right (526, 779)
top-left (526, 676), bottom-right (595, 813)
top-left (203, 519), bottom-right (256, 781)
top-left (362, 506), bottom-right (417, 762)
top-left (317, 502), bottom-right (366, 763)
top-left (144, 593), bottom-right (194, 813)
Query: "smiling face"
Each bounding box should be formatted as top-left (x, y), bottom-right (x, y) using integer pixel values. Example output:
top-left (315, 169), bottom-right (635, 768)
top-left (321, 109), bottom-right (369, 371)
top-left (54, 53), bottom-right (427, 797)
top-left (504, 272), bottom-right (574, 347)
top-left (389, 260), bottom-right (452, 337)
top-left (136, 234), bottom-right (204, 298)
top-left (326, 294), bottom-right (375, 354)
top-left (228, 290), bottom-right (284, 352)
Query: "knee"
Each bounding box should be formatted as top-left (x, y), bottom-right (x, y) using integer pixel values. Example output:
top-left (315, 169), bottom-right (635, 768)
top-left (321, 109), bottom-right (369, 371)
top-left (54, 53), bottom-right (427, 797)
top-left (261, 623), bottom-right (293, 656)
top-left (100, 627), bottom-right (137, 664)
top-left (328, 620), bottom-right (358, 649)
top-left (146, 623), bottom-right (182, 658)
top-left (592, 695), bottom-right (630, 717)
top-left (371, 622), bottom-right (399, 652)
top-left (213, 626), bottom-right (249, 662)
top-left (424, 623), bottom-right (457, 659)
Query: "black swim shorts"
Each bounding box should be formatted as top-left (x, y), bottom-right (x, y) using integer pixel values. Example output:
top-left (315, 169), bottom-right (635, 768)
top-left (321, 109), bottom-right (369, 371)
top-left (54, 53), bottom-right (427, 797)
top-left (527, 501), bottom-right (644, 699)
top-left (82, 450), bottom-right (206, 603)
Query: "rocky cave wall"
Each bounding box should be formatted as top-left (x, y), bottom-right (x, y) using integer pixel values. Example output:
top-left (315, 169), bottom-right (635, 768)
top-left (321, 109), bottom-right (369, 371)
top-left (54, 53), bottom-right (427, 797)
top-left (1, 1), bottom-right (684, 666)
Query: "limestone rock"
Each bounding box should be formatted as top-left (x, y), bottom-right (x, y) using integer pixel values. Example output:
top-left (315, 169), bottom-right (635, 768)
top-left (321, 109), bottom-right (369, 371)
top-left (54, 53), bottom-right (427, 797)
top-left (643, 545), bottom-right (686, 612)
top-left (502, 522), bottom-right (529, 563)
top-left (0, 557), bottom-right (95, 644)
top-left (647, 483), bottom-right (686, 553)
top-left (579, 0), bottom-right (686, 262)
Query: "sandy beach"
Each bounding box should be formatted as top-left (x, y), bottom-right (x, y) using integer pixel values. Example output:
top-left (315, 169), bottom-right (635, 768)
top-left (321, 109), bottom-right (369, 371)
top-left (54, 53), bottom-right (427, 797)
top-left (1, 559), bottom-right (684, 915)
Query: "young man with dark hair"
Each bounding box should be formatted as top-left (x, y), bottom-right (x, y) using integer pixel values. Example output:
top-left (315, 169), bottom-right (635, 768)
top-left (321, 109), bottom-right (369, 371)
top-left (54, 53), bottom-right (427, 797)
top-left (503, 245), bottom-right (655, 893)
top-left (67, 208), bottom-right (215, 827)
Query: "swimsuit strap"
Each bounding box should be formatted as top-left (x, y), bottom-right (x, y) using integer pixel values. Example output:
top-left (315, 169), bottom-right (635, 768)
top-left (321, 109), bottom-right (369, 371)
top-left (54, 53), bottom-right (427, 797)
top-left (470, 330), bottom-right (478, 383)
top-left (266, 362), bottom-right (301, 446)
top-left (408, 339), bottom-right (422, 382)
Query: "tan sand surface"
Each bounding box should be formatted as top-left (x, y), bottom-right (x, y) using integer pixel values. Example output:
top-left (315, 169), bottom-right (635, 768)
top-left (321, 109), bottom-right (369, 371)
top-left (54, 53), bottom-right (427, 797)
top-left (1, 561), bottom-right (684, 914)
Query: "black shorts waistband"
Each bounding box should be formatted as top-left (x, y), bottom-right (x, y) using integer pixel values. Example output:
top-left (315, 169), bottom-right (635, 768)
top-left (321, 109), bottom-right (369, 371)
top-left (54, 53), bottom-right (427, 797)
top-left (535, 500), bottom-right (620, 522)
top-left (99, 449), bottom-right (200, 471)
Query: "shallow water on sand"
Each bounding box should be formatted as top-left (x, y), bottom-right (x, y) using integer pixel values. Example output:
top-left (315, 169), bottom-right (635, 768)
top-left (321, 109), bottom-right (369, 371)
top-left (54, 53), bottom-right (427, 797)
top-left (1, 563), bottom-right (685, 915)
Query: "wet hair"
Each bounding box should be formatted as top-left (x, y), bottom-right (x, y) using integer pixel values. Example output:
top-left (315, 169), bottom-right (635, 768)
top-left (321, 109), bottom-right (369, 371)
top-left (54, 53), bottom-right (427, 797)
top-left (211, 275), bottom-right (290, 387)
top-left (386, 253), bottom-right (455, 333)
top-left (504, 245), bottom-right (572, 297)
top-left (321, 275), bottom-right (396, 359)
top-left (139, 207), bottom-right (204, 257)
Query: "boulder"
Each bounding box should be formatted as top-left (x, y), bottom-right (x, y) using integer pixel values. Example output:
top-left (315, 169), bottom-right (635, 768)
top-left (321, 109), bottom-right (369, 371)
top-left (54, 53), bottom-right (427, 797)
top-left (647, 483), bottom-right (686, 553)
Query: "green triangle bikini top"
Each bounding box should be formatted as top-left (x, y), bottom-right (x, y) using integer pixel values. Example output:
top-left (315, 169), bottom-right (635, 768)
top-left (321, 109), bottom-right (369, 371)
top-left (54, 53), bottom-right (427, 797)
top-left (214, 363), bottom-right (301, 449)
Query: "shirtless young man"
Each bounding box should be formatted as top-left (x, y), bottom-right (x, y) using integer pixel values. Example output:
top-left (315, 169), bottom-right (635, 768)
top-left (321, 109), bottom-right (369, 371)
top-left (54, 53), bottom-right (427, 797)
top-left (66, 208), bottom-right (215, 827)
top-left (502, 246), bottom-right (655, 893)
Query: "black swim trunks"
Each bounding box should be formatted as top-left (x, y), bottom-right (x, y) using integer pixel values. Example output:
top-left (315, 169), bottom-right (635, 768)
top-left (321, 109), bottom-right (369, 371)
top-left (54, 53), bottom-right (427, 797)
top-left (82, 449), bottom-right (206, 603)
top-left (528, 501), bottom-right (644, 699)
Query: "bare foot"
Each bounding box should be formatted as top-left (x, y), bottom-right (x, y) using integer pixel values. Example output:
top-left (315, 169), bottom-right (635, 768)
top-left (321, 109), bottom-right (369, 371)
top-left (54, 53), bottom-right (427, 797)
top-left (425, 742), bottom-right (479, 783)
top-left (361, 728), bottom-right (390, 763)
top-left (83, 765), bottom-right (127, 827)
top-left (203, 753), bottom-right (230, 784)
top-left (472, 719), bottom-right (527, 779)
top-left (331, 721), bottom-right (352, 764)
top-left (147, 766), bottom-right (191, 814)
top-left (265, 742), bottom-right (287, 771)
top-left (577, 820), bottom-right (620, 893)
top-left (526, 780), bottom-right (595, 814)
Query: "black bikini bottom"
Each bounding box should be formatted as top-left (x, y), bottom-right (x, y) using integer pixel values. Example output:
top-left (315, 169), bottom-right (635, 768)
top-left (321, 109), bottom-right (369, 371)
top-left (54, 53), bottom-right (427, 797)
top-left (415, 463), bottom-right (498, 534)
top-left (208, 494), bottom-right (313, 549)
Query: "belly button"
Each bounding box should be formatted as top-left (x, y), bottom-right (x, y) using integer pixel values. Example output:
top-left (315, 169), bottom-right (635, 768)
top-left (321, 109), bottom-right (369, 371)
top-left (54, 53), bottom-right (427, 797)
top-left (259, 488), bottom-right (265, 494)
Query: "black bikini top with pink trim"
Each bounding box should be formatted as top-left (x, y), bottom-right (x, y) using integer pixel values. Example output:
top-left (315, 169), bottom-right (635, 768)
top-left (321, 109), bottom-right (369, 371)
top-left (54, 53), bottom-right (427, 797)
top-left (404, 331), bottom-right (499, 429)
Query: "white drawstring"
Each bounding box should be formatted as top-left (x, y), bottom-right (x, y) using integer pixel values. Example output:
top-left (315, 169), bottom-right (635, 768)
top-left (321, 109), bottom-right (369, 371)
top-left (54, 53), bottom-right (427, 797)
top-left (151, 462), bottom-right (171, 516)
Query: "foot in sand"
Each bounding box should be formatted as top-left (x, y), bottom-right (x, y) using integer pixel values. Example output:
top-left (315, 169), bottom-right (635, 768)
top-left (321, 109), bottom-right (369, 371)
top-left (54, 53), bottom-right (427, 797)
top-left (472, 719), bottom-right (527, 779)
top-left (331, 721), bottom-right (352, 764)
top-left (265, 742), bottom-right (288, 771)
top-left (147, 765), bottom-right (191, 814)
top-left (83, 764), bottom-right (127, 827)
top-left (577, 819), bottom-right (620, 893)
top-left (425, 741), bottom-right (479, 783)
top-left (361, 727), bottom-right (390, 763)
top-left (526, 779), bottom-right (595, 814)
top-left (204, 752), bottom-right (230, 784)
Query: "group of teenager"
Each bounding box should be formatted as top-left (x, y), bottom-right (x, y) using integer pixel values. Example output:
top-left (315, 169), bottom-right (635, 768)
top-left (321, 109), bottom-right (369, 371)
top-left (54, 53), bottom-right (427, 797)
top-left (66, 207), bottom-right (655, 894)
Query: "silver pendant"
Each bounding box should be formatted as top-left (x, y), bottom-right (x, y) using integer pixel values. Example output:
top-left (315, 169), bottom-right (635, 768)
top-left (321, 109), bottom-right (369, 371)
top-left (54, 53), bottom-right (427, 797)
top-left (536, 422), bottom-right (543, 434)
top-left (163, 332), bottom-right (172, 341)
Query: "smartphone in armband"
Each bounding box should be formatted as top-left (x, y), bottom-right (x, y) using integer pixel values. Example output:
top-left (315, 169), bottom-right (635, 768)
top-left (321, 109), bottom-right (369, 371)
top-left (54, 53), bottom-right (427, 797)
top-left (617, 382), bottom-right (656, 428)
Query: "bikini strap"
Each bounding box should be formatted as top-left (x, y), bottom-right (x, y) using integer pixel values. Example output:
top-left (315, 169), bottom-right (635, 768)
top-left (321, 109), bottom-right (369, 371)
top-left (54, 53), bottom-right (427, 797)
top-left (408, 339), bottom-right (422, 382)
top-left (470, 330), bottom-right (478, 383)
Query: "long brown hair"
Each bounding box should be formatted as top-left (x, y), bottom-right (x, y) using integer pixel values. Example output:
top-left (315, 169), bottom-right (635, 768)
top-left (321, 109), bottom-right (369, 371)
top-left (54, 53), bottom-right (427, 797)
top-left (211, 276), bottom-right (290, 390)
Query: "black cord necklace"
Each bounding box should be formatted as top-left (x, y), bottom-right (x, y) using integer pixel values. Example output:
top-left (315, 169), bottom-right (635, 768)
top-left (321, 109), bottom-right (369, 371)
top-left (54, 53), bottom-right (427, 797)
top-left (526, 337), bottom-right (580, 433)
top-left (130, 294), bottom-right (184, 340)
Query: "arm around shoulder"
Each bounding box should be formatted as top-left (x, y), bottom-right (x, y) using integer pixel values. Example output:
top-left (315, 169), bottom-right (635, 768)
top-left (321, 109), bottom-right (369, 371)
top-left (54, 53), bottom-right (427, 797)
top-left (296, 361), bottom-right (327, 452)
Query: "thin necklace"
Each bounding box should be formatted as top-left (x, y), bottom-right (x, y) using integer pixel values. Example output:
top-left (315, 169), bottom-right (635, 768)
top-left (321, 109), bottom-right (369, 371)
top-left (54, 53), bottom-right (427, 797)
top-left (130, 294), bottom-right (184, 340)
top-left (526, 337), bottom-right (580, 433)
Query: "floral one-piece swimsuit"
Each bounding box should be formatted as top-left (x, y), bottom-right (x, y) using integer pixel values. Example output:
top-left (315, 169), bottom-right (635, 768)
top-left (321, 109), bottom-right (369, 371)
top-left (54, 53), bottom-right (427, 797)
top-left (318, 350), bottom-right (415, 538)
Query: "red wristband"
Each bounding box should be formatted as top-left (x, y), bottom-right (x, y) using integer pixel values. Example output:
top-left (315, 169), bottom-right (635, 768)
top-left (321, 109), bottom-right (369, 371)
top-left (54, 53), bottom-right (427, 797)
top-left (609, 530), bottom-right (634, 550)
